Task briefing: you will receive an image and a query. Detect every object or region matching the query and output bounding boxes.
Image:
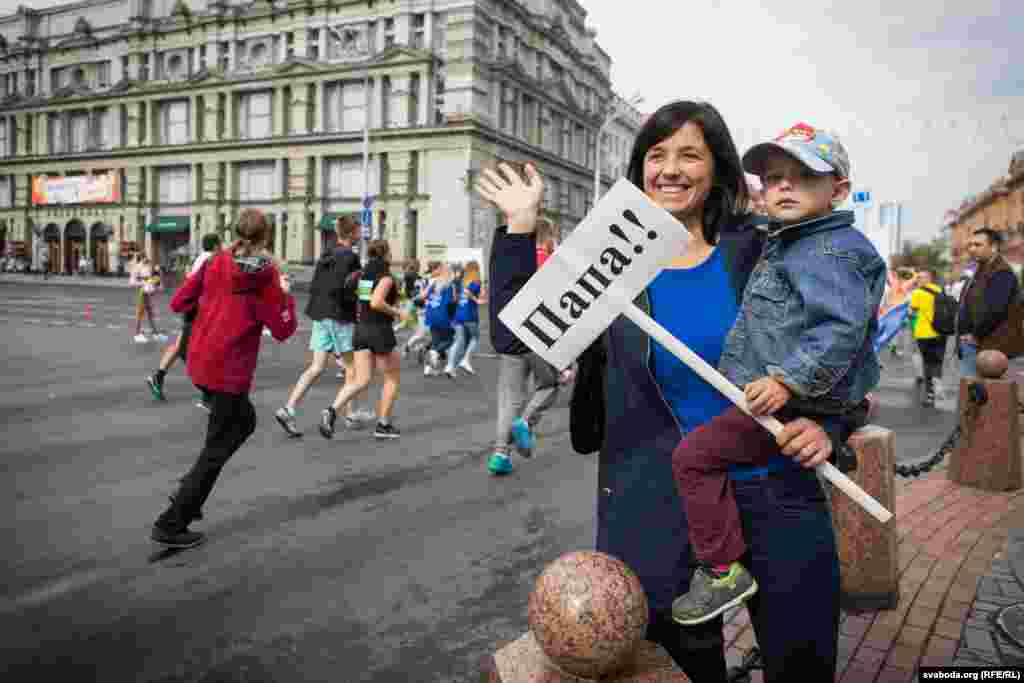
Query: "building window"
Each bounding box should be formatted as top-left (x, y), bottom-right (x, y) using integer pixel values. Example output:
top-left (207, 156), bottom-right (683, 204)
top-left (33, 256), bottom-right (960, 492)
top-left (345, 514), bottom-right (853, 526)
top-left (366, 21), bottom-right (378, 52)
top-left (307, 30), bottom-right (320, 60)
top-left (535, 51), bottom-right (543, 81)
top-left (158, 165), bottom-right (192, 205)
top-left (522, 96), bottom-right (536, 145)
top-left (69, 111), bottom-right (91, 152)
top-left (324, 156), bottom-right (379, 198)
top-left (93, 108), bottom-right (113, 150)
top-left (240, 91), bottom-right (272, 139)
top-left (199, 45), bottom-right (207, 70)
top-left (26, 69), bottom-right (36, 96)
top-left (325, 80), bottom-right (368, 132)
top-left (249, 42), bottom-right (269, 67)
top-left (412, 14), bottom-right (425, 48)
top-left (161, 99), bottom-right (189, 145)
top-left (238, 161), bottom-right (277, 202)
top-left (434, 71), bottom-right (445, 125)
top-left (166, 54), bottom-right (186, 80)
top-left (497, 26), bottom-right (507, 59)
top-left (97, 62), bottom-right (111, 88)
top-left (49, 113), bottom-right (64, 153)
top-left (381, 76), bottom-right (392, 128)
top-left (409, 73), bottom-right (420, 126)
top-left (384, 18), bottom-right (395, 48)
top-left (0, 118), bottom-right (7, 157)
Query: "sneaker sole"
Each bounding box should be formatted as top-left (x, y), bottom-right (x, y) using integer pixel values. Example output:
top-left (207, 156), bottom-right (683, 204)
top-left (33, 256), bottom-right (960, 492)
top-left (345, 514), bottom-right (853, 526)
top-left (151, 535), bottom-right (206, 549)
top-left (274, 414), bottom-right (303, 438)
top-left (374, 432), bottom-right (400, 439)
top-left (672, 579), bottom-right (759, 626)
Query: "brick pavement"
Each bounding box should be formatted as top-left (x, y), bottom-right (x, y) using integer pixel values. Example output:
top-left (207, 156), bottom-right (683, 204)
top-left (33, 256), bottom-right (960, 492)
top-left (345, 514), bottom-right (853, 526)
top-left (723, 462), bottom-right (1024, 681)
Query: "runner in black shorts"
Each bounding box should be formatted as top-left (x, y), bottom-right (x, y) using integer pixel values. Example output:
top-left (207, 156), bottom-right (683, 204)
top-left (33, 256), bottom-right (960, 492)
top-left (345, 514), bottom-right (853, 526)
top-left (320, 239), bottom-right (408, 440)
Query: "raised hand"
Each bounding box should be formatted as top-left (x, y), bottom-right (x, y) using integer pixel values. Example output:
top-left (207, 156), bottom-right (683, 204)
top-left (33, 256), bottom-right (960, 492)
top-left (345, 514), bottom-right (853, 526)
top-left (474, 162), bottom-right (545, 234)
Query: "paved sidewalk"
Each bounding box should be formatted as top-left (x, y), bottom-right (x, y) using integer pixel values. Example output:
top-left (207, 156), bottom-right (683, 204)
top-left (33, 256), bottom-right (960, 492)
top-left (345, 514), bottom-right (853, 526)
top-left (723, 462), bottom-right (1024, 681)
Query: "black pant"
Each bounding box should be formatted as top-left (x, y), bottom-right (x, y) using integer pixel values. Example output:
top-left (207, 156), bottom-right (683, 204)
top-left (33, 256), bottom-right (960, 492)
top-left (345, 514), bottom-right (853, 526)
top-left (917, 337), bottom-right (947, 394)
top-left (156, 390), bottom-right (256, 530)
top-left (646, 610), bottom-right (727, 682)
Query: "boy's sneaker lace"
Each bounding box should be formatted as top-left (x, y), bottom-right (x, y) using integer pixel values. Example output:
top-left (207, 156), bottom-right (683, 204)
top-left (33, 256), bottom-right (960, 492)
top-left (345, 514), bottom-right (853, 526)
top-left (671, 562), bottom-right (758, 626)
top-left (374, 422), bottom-right (401, 439)
top-left (274, 407), bottom-right (302, 437)
top-left (319, 406), bottom-right (337, 439)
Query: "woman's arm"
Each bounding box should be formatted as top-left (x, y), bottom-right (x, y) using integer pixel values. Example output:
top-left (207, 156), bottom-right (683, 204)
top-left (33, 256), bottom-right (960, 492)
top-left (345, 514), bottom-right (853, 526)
top-left (370, 276), bottom-right (403, 319)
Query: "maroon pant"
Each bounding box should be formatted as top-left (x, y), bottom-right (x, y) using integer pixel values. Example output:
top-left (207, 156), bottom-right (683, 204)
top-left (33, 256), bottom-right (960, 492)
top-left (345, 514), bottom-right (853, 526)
top-left (671, 406), bottom-right (783, 565)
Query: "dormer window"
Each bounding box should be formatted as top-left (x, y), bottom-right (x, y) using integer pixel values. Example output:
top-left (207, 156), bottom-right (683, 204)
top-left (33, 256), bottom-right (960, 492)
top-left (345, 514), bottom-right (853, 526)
top-left (166, 54), bottom-right (185, 80)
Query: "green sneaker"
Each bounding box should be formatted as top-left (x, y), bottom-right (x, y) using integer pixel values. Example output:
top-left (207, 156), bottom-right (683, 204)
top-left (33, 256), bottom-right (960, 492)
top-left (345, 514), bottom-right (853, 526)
top-left (487, 452), bottom-right (514, 475)
top-left (672, 563), bottom-right (758, 626)
top-left (146, 374), bottom-right (165, 401)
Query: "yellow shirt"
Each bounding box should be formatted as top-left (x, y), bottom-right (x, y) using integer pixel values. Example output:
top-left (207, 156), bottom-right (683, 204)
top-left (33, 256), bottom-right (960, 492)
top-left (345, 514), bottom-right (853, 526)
top-left (909, 284), bottom-right (942, 339)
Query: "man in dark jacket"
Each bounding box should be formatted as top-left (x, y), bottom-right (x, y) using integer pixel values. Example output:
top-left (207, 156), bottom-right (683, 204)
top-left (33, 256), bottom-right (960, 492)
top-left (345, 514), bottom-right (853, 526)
top-left (274, 216), bottom-right (362, 437)
top-left (957, 228), bottom-right (1021, 377)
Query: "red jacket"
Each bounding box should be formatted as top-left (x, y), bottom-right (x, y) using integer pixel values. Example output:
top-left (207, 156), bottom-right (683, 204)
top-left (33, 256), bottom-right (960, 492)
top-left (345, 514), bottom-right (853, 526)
top-left (170, 249), bottom-right (297, 394)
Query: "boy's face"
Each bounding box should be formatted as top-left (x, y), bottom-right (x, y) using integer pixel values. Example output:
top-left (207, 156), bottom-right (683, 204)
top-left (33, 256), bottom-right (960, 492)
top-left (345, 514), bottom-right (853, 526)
top-left (761, 152), bottom-right (849, 224)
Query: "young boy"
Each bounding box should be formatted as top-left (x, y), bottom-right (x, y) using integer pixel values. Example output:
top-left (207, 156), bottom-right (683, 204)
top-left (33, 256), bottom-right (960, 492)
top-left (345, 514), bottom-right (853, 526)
top-left (670, 122), bottom-right (886, 625)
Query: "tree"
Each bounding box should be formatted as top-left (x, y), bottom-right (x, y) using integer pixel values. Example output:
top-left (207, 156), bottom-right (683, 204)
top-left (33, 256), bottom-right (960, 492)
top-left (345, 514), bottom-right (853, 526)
top-left (891, 236), bottom-right (951, 279)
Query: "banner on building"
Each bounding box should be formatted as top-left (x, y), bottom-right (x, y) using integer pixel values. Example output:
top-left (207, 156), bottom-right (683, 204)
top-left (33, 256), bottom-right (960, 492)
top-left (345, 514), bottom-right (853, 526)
top-left (31, 172), bottom-right (122, 206)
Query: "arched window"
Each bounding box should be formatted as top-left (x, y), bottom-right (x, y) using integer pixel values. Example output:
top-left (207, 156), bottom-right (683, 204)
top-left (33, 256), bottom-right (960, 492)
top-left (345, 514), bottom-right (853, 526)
top-left (167, 54), bottom-right (184, 79)
top-left (250, 43), bottom-right (268, 66)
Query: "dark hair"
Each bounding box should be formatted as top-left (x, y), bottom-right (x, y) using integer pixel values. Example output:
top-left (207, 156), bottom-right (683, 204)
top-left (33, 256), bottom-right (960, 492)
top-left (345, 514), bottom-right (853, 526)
top-left (974, 228), bottom-right (1003, 246)
top-left (367, 239), bottom-right (390, 261)
top-left (336, 215), bottom-right (359, 241)
top-left (405, 259), bottom-right (420, 273)
top-left (236, 209), bottom-right (270, 245)
top-left (201, 233), bottom-right (222, 252)
top-left (626, 100), bottom-right (748, 245)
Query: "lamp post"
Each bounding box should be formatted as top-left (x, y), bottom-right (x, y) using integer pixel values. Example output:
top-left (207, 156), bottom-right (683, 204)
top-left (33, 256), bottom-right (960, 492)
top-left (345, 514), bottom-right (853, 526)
top-left (593, 93), bottom-right (643, 207)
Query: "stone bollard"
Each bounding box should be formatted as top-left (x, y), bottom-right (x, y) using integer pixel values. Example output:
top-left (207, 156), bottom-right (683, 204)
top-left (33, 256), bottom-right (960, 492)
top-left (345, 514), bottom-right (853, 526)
top-left (831, 426), bottom-right (899, 610)
top-left (948, 350), bottom-right (1022, 492)
top-left (478, 551), bottom-right (689, 682)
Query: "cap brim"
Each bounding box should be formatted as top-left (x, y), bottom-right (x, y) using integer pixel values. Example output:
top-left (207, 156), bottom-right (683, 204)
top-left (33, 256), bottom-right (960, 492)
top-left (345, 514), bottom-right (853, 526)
top-left (743, 141), bottom-right (835, 176)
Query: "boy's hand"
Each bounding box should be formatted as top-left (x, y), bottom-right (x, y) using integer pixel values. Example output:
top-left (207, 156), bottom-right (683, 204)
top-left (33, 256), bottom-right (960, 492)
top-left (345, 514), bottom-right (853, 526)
top-left (744, 377), bottom-right (791, 416)
top-left (474, 163), bottom-right (544, 234)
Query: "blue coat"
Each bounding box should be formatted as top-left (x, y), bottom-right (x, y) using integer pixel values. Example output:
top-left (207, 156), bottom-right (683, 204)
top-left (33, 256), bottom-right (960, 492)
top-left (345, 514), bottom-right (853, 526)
top-left (489, 216), bottom-right (766, 614)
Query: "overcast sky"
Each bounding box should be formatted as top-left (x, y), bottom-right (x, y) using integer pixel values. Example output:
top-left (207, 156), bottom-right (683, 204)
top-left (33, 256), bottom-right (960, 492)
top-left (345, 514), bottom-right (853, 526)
top-left (2, 0), bottom-right (1021, 244)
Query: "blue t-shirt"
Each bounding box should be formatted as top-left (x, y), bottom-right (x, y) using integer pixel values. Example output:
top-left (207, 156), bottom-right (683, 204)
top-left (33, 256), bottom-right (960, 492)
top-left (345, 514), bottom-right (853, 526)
top-left (425, 281), bottom-right (456, 329)
top-left (455, 281), bottom-right (481, 323)
top-left (648, 249), bottom-right (795, 479)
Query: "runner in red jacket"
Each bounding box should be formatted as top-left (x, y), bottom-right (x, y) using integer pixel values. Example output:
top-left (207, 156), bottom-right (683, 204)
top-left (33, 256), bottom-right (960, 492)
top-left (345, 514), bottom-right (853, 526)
top-left (151, 209), bottom-right (297, 548)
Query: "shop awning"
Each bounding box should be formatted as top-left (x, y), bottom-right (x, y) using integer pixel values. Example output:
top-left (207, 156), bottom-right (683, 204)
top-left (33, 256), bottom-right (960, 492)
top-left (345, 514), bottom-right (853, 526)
top-left (146, 216), bottom-right (190, 233)
top-left (319, 214), bottom-right (339, 231)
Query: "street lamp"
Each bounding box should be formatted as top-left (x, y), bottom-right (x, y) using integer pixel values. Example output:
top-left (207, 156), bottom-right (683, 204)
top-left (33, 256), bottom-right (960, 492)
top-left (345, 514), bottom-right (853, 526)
top-left (594, 93), bottom-right (643, 207)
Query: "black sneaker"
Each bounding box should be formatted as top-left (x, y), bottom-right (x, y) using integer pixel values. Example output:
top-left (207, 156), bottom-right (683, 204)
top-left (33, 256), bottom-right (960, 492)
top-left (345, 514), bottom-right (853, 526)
top-left (147, 374), bottom-right (166, 401)
top-left (374, 422), bottom-right (401, 439)
top-left (151, 525), bottom-right (205, 548)
top-left (274, 407), bottom-right (303, 438)
top-left (319, 406), bottom-right (337, 439)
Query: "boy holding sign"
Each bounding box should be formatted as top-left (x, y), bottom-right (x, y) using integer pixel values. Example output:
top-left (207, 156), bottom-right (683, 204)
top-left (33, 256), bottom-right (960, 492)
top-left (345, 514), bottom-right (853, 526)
top-left (670, 123), bottom-right (885, 625)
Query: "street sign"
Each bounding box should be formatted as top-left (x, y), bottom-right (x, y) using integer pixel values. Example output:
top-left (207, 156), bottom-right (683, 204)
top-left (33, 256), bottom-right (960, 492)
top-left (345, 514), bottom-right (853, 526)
top-left (362, 196), bottom-right (375, 209)
top-left (853, 190), bottom-right (872, 204)
top-left (360, 207), bottom-right (372, 238)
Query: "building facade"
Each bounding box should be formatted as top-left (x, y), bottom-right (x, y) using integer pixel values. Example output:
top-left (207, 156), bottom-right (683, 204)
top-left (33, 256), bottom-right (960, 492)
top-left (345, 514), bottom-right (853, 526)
top-left (0, 0), bottom-right (641, 275)
top-left (947, 150), bottom-right (1024, 276)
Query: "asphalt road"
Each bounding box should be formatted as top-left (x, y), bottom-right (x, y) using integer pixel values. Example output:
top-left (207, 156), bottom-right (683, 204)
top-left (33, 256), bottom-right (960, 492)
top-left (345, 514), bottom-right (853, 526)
top-left (0, 280), bottom-right (956, 681)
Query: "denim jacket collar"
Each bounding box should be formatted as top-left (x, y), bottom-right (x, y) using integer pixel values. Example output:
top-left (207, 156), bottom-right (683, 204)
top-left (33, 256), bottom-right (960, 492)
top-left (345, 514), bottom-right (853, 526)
top-left (765, 210), bottom-right (856, 240)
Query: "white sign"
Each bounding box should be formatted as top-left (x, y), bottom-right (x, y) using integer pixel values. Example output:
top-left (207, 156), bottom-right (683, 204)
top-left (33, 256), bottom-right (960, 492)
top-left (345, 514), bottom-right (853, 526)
top-left (499, 179), bottom-right (690, 371)
top-left (498, 178), bottom-right (892, 523)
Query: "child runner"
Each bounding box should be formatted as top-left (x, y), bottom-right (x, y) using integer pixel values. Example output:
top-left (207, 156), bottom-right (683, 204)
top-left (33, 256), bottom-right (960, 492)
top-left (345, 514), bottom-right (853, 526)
top-left (670, 123), bottom-right (885, 625)
top-left (445, 260), bottom-right (484, 377)
top-left (151, 209), bottom-right (297, 548)
top-left (319, 239), bottom-right (407, 440)
top-left (423, 263), bottom-right (459, 377)
top-left (147, 233), bottom-right (222, 409)
top-left (402, 260), bottom-right (435, 359)
top-left (275, 216), bottom-right (363, 437)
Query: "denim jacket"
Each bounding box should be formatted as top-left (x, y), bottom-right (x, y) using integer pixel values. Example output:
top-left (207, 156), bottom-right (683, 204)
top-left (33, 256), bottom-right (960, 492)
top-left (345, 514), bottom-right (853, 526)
top-left (719, 210), bottom-right (886, 415)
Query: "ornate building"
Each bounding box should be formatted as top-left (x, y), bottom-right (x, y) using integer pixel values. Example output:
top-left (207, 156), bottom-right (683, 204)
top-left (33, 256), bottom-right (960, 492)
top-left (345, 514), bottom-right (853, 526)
top-left (947, 150), bottom-right (1024, 275)
top-left (0, 0), bottom-right (641, 274)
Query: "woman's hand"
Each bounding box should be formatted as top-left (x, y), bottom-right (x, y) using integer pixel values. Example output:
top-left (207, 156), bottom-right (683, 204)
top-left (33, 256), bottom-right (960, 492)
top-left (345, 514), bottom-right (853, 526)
top-left (776, 418), bottom-right (833, 468)
top-left (475, 162), bottom-right (544, 234)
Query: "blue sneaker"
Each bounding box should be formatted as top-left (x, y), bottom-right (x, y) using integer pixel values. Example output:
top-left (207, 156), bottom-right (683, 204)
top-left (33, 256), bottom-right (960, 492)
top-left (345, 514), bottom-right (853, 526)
top-left (511, 417), bottom-right (533, 454)
top-left (487, 452), bottom-right (514, 475)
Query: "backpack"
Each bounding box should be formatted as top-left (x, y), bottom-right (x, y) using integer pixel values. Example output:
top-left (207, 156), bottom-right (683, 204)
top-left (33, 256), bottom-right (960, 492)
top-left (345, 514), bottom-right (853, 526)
top-left (924, 288), bottom-right (957, 336)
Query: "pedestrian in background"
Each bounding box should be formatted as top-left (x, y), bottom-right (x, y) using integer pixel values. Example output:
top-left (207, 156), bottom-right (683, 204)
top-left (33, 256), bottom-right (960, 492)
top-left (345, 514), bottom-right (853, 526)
top-left (147, 233), bottom-right (222, 409)
top-left (275, 216), bottom-right (362, 437)
top-left (401, 260), bottom-right (435, 359)
top-left (422, 262), bottom-right (459, 377)
top-left (909, 269), bottom-right (949, 407)
top-left (320, 239), bottom-right (406, 440)
top-left (445, 260), bottom-right (484, 376)
top-left (131, 254), bottom-right (161, 343)
top-left (151, 209), bottom-right (297, 548)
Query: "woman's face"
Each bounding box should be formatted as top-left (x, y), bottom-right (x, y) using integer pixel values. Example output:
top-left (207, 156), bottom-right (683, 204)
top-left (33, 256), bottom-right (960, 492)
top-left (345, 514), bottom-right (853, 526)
top-left (643, 121), bottom-right (716, 222)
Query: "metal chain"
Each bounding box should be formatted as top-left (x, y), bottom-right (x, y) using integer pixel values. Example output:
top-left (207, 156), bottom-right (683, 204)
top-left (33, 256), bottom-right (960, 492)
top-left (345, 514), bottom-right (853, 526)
top-left (894, 424), bottom-right (960, 478)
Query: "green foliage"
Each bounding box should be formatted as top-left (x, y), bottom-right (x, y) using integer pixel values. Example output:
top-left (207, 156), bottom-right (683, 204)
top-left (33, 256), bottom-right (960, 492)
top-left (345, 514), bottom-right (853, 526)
top-left (891, 236), bottom-right (951, 278)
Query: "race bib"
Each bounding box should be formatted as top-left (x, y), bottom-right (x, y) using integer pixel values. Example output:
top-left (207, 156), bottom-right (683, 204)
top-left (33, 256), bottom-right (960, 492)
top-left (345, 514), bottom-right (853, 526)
top-left (357, 279), bottom-right (374, 302)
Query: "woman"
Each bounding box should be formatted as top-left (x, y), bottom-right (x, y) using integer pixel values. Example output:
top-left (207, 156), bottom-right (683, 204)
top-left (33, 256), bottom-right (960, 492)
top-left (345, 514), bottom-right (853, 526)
top-left (445, 260), bottom-right (484, 376)
top-left (320, 239), bottom-right (406, 440)
top-left (130, 254), bottom-right (161, 343)
top-left (151, 209), bottom-right (297, 548)
top-left (422, 262), bottom-right (459, 377)
top-left (478, 101), bottom-right (841, 682)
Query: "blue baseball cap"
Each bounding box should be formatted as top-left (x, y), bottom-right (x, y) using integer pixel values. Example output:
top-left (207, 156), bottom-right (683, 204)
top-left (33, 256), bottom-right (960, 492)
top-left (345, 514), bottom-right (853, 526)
top-left (743, 122), bottom-right (851, 179)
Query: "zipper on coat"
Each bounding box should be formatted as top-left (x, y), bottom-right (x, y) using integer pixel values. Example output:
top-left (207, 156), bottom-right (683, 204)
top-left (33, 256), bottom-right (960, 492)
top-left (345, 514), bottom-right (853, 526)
top-left (639, 287), bottom-right (684, 440)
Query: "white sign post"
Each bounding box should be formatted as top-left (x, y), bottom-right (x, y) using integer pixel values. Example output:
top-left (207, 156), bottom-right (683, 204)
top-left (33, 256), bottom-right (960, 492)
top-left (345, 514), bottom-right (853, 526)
top-left (499, 179), bottom-right (892, 524)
